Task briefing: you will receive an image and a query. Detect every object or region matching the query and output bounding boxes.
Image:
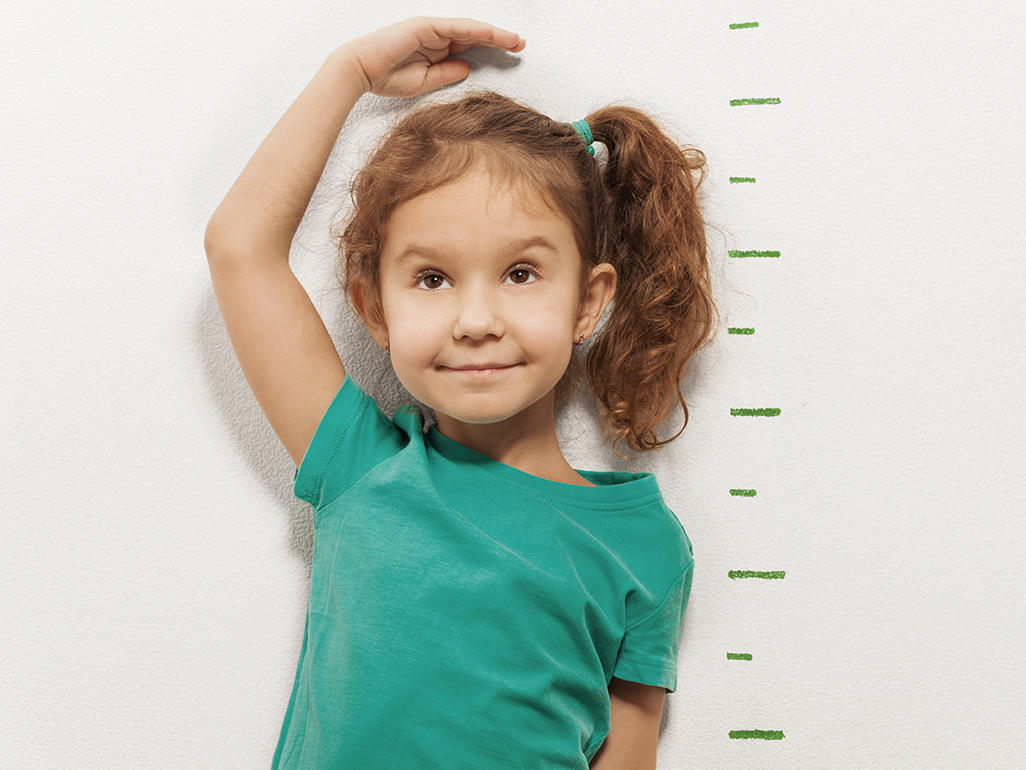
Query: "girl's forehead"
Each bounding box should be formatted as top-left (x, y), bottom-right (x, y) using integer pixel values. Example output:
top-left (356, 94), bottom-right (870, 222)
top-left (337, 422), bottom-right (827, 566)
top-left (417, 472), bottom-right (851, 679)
top-left (395, 170), bottom-right (555, 219)
top-left (385, 191), bottom-right (571, 249)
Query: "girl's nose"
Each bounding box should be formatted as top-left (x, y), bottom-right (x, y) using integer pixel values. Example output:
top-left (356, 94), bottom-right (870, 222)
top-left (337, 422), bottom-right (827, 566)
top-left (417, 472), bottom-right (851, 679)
top-left (452, 289), bottom-right (505, 340)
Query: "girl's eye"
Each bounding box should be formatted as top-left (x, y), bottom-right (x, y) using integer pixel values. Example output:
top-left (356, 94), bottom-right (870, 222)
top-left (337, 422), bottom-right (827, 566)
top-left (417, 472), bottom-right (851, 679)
top-left (506, 265), bottom-right (539, 285)
top-left (414, 263), bottom-right (540, 290)
top-left (416, 273), bottom-right (449, 290)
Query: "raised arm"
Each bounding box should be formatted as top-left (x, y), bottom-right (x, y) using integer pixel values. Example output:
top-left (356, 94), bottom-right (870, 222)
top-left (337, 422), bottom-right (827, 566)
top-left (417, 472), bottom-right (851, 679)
top-left (202, 19), bottom-right (524, 468)
top-left (202, 47), bottom-right (365, 469)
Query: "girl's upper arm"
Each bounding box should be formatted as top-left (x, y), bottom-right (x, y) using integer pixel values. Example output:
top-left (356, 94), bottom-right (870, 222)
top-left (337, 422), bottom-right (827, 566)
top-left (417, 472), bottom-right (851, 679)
top-left (206, 253), bottom-right (347, 468)
top-left (589, 677), bottom-right (665, 770)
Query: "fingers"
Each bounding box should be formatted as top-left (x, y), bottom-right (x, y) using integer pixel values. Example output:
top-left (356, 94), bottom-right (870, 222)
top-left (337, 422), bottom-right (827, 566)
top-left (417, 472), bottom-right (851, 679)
top-left (417, 16), bottom-right (524, 50)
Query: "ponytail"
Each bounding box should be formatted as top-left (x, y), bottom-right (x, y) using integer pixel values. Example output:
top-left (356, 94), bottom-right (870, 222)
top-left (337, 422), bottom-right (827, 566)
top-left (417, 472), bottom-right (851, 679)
top-left (584, 106), bottom-right (720, 458)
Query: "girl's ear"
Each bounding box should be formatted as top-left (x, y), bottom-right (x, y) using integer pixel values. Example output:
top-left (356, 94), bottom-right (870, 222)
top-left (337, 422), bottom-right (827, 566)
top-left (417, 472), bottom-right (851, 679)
top-left (350, 281), bottom-right (389, 349)
top-left (576, 262), bottom-right (617, 336)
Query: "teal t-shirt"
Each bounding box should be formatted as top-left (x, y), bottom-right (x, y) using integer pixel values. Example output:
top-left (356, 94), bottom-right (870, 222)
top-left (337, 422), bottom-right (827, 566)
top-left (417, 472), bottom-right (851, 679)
top-left (271, 373), bottom-right (695, 768)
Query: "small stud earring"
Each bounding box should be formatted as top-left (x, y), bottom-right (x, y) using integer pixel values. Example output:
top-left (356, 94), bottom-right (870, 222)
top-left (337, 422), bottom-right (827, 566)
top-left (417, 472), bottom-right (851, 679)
top-left (384, 341), bottom-right (390, 355)
top-left (574, 332), bottom-right (585, 346)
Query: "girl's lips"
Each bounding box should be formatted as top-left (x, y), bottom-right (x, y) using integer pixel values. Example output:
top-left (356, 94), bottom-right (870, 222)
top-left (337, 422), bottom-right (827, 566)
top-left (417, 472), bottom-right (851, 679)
top-left (445, 363), bottom-right (521, 375)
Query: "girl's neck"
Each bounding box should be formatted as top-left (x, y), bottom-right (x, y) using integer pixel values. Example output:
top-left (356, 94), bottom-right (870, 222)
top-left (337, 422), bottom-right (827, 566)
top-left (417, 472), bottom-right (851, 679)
top-left (433, 407), bottom-right (593, 486)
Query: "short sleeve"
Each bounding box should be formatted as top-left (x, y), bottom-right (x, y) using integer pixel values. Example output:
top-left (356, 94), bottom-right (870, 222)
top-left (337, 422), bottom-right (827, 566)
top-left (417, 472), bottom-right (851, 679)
top-left (291, 373), bottom-right (410, 510)
top-left (612, 559), bottom-right (695, 693)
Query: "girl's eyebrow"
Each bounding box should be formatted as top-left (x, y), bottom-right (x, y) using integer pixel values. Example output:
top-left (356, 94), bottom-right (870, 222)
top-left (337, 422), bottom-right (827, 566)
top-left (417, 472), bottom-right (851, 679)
top-left (393, 235), bottom-right (559, 266)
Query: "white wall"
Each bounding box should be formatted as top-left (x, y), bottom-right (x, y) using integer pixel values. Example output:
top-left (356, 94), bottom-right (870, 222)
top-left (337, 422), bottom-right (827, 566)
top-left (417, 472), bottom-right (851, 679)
top-left (3, 0), bottom-right (1024, 767)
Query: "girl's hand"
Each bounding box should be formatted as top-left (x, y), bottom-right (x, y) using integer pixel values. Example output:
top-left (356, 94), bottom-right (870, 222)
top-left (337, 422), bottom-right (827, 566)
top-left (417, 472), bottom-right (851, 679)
top-left (339, 16), bottom-right (526, 98)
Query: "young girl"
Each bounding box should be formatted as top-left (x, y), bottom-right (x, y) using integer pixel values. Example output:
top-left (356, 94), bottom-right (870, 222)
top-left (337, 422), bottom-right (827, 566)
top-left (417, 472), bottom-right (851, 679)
top-left (205, 16), bottom-right (717, 769)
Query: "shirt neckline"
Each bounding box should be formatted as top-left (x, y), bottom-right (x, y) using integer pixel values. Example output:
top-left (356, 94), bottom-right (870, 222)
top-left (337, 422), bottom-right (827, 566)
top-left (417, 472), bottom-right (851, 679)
top-left (425, 423), bottom-right (662, 506)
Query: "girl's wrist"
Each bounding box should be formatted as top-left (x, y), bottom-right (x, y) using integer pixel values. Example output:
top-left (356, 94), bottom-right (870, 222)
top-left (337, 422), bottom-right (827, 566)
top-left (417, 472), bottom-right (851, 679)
top-left (327, 43), bottom-right (370, 96)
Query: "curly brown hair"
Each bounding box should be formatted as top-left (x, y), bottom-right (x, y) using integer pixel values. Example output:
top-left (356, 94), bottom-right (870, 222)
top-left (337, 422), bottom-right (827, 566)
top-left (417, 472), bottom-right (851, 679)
top-left (332, 89), bottom-right (720, 459)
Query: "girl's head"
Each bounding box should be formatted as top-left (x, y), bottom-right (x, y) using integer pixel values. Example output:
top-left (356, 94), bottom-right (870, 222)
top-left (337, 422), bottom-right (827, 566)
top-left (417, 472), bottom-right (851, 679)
top-left (357, 159), bottom-right (617, 447)
top-left (339, 90), bottom-right (719, 458)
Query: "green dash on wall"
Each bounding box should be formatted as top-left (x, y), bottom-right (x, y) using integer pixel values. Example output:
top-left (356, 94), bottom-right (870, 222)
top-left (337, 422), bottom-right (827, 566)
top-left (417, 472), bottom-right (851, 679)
top-left (729, 489), bottom-right (757, 497)
top-left (727, 652), bottom-right (753, 660)
top-left (728, 250), bottom-right (779, 258)
top-left (730, 97), bottom-right (781, 106)
top-left (730, 408), bottom-right (781, 416)
top-left (729, 22), bottom-right (759, 29)
top-left (729, 570), bottom-right (785, 579)
top-left (727, 327), bottom-right (754, 335)
top-left (729, 177), bottom-right (756, 183)
top-left (729, 730), bottom-right (785, 740)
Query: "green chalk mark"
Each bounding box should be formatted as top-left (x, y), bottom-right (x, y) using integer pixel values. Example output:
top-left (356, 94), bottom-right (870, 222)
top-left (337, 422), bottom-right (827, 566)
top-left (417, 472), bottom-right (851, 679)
top-left (728, 570), bottom-right (786, 579)
top-left (730, 97), bottom-right (782, 106)
top-left (727, 327), bottom-right (754, 335)
top-left (730, 176), bottom-right (756, 183)
top-left (729, 22), bottom-right (760, 29)
top-left (729, 489), bottom-right (757, 497)
top-left (729, 250), bottom-right (780, 258)
top-left (727, 652), bottom-right (753, 660)
top-left (729, 729), bottom-right (785, 740)
top-left (730, 408), bottom-right (781, 416)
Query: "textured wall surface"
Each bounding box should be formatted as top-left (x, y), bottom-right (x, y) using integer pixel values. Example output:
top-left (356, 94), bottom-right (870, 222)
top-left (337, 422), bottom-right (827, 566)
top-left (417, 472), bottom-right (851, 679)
top-left (3, 0), bottom-right (1024, 767)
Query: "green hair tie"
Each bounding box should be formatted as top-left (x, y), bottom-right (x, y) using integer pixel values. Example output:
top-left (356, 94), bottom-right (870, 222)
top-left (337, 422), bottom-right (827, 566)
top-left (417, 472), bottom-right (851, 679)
top-left (565, 119), bottom-right (595, 156)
